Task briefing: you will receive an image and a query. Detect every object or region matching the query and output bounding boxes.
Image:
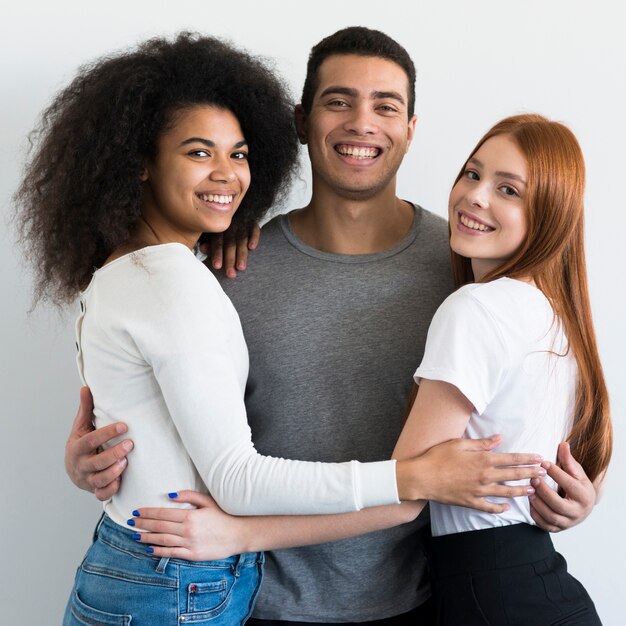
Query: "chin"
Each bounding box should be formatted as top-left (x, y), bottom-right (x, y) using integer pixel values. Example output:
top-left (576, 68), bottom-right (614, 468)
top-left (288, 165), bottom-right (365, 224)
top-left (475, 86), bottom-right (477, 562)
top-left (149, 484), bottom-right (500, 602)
top-left (206, 217), bottom-right (234, 233)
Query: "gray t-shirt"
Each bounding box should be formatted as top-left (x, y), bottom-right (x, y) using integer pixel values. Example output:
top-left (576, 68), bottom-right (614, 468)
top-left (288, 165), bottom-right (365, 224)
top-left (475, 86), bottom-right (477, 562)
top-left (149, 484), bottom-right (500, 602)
top-left (217, 205), bottom-right (452, 622)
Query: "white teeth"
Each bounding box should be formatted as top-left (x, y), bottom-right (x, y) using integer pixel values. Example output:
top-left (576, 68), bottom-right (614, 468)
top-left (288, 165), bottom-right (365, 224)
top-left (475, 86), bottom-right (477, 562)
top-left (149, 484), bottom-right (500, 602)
top-left (199, 194), bottom-right (234, 204)
top-left (336, 144), bottom-right (379, 159)
top-left (460, 214), bottom-right (490, 231)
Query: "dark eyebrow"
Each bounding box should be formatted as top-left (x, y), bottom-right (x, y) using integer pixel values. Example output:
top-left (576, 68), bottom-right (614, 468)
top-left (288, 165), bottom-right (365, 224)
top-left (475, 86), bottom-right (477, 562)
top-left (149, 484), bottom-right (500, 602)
top-left (372, 90), bottom-right (405, 105)
top-left (468, 157), bottom-right (527, 185)
top-left (319, 86), bottom-right (358, 99)
top-left (178, 137), bottom-right (247, 149)
top-left (319, 86), bottom-right (406, 105)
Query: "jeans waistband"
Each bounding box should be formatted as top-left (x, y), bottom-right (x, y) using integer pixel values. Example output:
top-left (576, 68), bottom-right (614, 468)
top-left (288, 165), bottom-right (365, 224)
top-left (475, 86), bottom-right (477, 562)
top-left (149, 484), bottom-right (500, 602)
top-left (94, 513), bottom-right (261, 569)
top-left (426, 523), bottom-right (554, 578)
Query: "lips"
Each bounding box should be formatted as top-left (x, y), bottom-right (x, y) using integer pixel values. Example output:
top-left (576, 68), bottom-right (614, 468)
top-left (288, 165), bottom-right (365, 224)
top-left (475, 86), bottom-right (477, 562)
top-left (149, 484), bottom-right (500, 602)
top-left (335, 143), bottom-right (381, 159)
top-left (195, 193), bottom-right (235, 204)
top-left (458, 211), bottom-right (494, 232)
top-left (194, 191), bottom-right (240, 213)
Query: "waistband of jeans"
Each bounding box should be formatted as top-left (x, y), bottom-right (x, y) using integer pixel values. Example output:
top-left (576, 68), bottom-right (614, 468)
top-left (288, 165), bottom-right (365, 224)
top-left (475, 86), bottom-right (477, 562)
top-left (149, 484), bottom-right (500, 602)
top-left (426, 523), bottom-right (554, 577)
top-left (95, 513), bottom-right (262, 567)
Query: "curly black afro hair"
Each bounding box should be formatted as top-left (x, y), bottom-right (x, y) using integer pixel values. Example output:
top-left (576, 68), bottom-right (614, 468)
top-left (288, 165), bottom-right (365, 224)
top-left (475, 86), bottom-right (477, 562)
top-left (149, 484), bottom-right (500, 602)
top-left (15, 32), bottom-right (298, 305)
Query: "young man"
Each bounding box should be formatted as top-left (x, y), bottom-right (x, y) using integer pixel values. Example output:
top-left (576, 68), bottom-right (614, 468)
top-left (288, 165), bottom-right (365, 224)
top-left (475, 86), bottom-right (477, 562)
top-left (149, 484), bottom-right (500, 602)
top-left (66, 27), bottom-right (597, 624)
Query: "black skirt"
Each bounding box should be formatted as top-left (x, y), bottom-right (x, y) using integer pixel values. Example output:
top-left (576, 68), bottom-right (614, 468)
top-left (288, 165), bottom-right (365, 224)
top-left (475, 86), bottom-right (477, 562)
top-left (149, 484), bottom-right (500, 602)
top-left (426, 523), bottom-right (601, 625)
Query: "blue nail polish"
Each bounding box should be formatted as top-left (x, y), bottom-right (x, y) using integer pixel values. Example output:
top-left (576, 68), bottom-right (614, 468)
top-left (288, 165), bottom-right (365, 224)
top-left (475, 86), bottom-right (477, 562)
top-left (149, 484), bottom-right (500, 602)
top-left (168, 492), bottom-right (178, 499)
top-left (127, 519), bottom-right (135, 527)
top-left (133, 533), bottom-right (141, 541)
top-left (146, 547), bottom-right (154, 554)
top-left (132, 510), bottom-right (140, 517)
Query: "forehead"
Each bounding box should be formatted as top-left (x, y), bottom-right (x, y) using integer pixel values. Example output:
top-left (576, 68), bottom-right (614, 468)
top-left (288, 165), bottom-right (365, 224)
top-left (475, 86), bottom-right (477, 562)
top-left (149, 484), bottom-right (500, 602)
top-left (162, 105), bottom-right (243, 141)
top-left (165, 104), bottom-right (239, 132)
top-left (473, 135), bottom-right (527, 174)
top-left (314, 54), bottom-right (410, 101)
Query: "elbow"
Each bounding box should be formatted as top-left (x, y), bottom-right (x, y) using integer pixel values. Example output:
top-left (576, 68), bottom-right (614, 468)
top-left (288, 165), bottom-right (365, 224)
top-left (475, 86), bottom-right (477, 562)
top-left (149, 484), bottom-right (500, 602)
top-left (209, 489), bottom-right (254, 517)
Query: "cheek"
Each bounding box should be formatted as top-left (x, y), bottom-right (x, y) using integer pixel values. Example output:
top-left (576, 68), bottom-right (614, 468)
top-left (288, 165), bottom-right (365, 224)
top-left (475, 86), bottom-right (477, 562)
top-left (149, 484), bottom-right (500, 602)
top-left (448, 186), bottom-right (461, 217)
top-left (240, 165), bottom-right (251, 194)
top-left (511, 211), bottom-right (528, 244)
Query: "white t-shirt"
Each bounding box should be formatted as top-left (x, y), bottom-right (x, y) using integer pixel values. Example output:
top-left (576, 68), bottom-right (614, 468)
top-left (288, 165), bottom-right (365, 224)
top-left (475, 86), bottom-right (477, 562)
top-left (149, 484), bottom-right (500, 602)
top-left (75, 243), bottom-right (398, 528)
top-left (414, 278), bottom-right (577, 536)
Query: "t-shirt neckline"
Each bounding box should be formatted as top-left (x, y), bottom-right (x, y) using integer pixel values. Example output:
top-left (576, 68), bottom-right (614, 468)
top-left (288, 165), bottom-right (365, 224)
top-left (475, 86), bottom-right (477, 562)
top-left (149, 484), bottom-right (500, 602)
top-left (278, 202), bottom-right (421, 264)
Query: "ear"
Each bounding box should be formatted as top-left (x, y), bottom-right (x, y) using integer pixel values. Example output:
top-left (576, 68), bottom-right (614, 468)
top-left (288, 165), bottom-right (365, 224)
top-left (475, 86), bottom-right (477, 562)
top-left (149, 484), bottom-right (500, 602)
top-left (294, 105), bottom-right (308, 145)
top-left (405, 114), bottom-right (417, 153)
top-left (139, 165), bottom-right (149, 182)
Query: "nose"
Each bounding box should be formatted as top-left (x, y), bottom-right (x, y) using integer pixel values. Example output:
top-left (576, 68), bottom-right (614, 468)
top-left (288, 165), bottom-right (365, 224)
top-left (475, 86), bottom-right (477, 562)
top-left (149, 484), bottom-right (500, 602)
top-left (343, 103), bottom-right (378, 135)
top-left (466, 181), bottom-right (489, 209)
top-left (209, 155), bottom-right (236, 183)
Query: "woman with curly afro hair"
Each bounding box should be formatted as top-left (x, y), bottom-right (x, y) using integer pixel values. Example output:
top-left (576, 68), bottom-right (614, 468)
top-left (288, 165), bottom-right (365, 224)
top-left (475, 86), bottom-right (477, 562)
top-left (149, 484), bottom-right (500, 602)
top-left (15, 33), bottom-right (410, 625)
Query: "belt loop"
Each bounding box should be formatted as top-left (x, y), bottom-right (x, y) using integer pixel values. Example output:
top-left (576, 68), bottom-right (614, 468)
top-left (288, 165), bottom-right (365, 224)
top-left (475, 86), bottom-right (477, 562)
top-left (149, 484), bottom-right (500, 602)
top-left (93, 513), bottom-right (106, 542)
top-left (156, 557), bottom-right (170, 573)
top-left (232, 553), bottom-right (243, 578)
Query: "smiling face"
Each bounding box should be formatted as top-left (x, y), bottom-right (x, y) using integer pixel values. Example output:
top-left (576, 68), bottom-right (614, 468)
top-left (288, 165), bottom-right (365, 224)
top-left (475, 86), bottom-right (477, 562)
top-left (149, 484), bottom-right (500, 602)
top-left (449, 134), bottom-right (528, 280)
top-left (140, 105), bottom-right (251, 247)
top-left (296, 54), bottom-right (416, 201)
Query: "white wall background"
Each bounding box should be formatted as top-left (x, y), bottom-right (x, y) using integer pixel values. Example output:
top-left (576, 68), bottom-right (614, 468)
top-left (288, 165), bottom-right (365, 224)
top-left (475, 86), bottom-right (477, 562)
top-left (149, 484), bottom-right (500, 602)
top-left (1, 1), bottom-right (624, 623)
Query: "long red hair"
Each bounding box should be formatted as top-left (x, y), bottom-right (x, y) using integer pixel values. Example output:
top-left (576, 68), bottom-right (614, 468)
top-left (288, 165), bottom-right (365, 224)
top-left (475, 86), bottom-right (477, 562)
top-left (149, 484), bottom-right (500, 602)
top-left (451, 114), bottom-right (611, 482)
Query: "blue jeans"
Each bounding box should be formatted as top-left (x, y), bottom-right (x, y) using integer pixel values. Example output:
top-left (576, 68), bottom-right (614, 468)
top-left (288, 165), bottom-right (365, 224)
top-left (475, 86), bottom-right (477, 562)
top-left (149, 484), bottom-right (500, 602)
top-left (63, 514), bottom-right (264, 625)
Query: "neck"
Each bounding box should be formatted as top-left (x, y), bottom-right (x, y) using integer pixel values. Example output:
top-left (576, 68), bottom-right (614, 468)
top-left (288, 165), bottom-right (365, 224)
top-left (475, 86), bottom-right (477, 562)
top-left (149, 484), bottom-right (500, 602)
top-left (290, 182), bottom-right (414, 254)
top-left (470, 259), bottom-right (535, 286)
top-left (104, 215), bottom-right (195, 266)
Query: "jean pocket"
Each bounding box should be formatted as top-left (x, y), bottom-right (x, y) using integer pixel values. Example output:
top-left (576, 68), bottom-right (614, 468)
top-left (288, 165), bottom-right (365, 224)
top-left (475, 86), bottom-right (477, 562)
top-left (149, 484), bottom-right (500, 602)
top-left (65, 591), bottom-right (131, 625)
top-left (187, 579), bottom-right (229, 613)
top-left (82, 538), bottom-right (177, 588)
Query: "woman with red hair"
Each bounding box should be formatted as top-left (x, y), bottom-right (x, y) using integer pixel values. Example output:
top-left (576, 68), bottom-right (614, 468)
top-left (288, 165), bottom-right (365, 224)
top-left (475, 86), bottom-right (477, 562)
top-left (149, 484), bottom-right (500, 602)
top-left (393, 113), bottom-right (610, 624)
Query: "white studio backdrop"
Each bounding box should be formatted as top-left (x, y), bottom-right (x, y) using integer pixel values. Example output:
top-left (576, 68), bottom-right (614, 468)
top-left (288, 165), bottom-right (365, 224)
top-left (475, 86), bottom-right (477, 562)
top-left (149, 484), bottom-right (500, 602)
top-left (1, 1), bottom-right (624, 623)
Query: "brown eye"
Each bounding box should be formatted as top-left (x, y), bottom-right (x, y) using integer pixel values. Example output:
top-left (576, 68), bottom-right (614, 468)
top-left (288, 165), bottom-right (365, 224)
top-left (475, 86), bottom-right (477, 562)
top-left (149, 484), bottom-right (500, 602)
top-left (501, 185), bottom-right (519, 197)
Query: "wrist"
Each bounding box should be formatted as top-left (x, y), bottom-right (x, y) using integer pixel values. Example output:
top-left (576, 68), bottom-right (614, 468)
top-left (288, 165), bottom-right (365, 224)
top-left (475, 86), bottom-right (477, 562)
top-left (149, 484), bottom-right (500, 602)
top-left (396, 457), bottom-right (426, 501)
top-left (232, 516), bottom-right (256, 554)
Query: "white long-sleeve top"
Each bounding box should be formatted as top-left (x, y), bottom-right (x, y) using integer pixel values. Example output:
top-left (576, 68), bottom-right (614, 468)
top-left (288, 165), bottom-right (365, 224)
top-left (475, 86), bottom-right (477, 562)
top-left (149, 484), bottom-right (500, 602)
top-left (75, 243), bottom-right (398, 527)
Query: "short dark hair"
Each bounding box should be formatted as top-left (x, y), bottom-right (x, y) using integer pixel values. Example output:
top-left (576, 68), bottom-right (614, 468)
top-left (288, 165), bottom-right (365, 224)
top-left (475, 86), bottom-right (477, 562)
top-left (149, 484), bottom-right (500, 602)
top-left (14, 32), bottom-right (298, 305)
top-left (300, 26), bottom-right (416, 117)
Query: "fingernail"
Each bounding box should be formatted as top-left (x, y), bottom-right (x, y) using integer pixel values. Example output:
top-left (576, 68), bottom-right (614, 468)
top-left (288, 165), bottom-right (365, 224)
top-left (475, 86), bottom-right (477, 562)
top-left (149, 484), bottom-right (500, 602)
top-left (115, 423), bottom-right (127, 434)
top-left (132, 510), bottom-right (140, 517)
top-left (213, 260), bottom-right (222, 269)
top-left (526, 487), bottom-right (535, 495)
top-left (537, 468), bottom-right (547, 476)
top-left (119, 458), bottom-right (128, 467)
top-left (542, 460), bottom-right (552, 469)
top-left (127, 519), bottom-right (135, 526)
top-left (237, 261), bottom-right (246, 270)
top-left (133, 533), bottom-right (141, 541)
top-left (168, 492), bottom-right (178, 499)
top-left (122, 440), bottom-right (133, 451)
top-left (146, 547), bottom-right (154, 554)
top-left (533, 455), bottom-right (544, 461)
top-left (530, 478), bottom-right (540, 487)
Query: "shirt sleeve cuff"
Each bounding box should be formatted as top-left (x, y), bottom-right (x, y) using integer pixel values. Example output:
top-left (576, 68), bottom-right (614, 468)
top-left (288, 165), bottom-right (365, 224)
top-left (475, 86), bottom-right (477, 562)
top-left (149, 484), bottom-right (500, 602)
top-left (353, 459), bottom-right (400, 509)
